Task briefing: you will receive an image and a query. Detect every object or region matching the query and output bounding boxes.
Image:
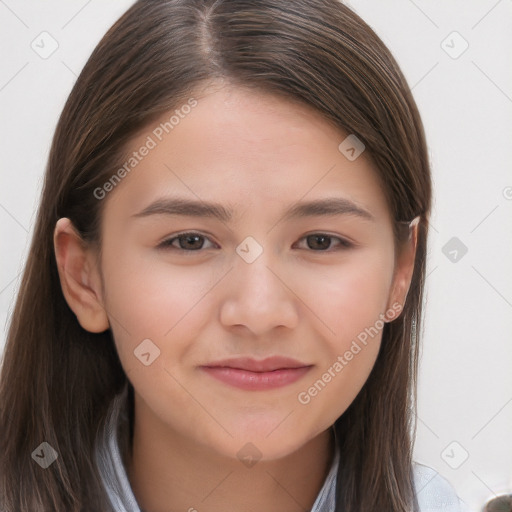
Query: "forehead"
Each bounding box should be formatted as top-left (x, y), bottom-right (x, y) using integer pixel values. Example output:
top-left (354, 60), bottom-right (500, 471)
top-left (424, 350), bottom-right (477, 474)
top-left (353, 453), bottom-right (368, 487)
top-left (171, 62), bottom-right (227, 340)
top-left (101, 82), bottom-right (391, 227)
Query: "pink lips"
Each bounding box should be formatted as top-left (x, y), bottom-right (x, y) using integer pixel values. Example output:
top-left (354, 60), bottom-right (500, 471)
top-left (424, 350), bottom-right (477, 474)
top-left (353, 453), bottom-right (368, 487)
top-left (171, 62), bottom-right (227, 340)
top-left (200, 356), bottom-right (312, 391)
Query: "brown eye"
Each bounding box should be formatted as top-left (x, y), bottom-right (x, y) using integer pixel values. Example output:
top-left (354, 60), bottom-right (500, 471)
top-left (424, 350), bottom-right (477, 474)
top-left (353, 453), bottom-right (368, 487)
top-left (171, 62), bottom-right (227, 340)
top-left (158, 232), bottom-right (353, 253)
top-left (296, 233), bottom-right (353, 251)
top-left (159, 232), bottom-right (216, 251)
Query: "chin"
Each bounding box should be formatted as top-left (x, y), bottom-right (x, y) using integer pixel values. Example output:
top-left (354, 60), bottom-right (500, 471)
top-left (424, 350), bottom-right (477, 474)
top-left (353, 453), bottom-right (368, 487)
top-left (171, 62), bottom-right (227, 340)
top-left (216, 420), bottom-right (312, 462)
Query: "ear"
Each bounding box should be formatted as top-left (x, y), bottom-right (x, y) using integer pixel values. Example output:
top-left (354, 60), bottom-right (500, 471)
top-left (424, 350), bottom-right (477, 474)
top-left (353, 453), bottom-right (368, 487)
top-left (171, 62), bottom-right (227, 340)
top-left (53, 217), bottom-right (110, 333)
top-left (385, 218), bottom-right (419, 321)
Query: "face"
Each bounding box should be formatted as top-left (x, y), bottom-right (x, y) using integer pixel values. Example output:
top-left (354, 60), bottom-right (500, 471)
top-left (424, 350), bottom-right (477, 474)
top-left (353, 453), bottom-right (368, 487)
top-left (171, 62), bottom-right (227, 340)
top-left (93, 80), bottom-right (408, 461)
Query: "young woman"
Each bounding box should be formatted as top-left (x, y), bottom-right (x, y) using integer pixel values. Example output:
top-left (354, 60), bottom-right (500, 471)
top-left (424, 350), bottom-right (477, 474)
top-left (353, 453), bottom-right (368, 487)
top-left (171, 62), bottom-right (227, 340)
top-left (0, 1), bottom-right (469, 510)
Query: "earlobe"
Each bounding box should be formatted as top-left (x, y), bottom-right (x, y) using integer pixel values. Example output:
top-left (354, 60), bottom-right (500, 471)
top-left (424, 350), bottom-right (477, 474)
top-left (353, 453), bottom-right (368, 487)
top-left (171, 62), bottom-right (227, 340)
top-left (385, 219), bottom-right (419, 321)
top-left (53, 217), bottom-right (110, 333)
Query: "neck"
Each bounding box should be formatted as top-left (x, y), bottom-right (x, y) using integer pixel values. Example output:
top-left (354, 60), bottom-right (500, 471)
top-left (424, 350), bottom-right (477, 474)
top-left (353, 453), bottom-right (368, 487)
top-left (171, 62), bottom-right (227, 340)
top-left (126, 394), bottom-right (336, 512)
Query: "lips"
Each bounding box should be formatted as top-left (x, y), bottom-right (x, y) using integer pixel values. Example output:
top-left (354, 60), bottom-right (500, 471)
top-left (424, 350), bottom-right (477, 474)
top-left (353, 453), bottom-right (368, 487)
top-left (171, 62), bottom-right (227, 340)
top-left (203, 356), bottom-right (309, 372)
top-left (200, 356), bottom-right (313, 391)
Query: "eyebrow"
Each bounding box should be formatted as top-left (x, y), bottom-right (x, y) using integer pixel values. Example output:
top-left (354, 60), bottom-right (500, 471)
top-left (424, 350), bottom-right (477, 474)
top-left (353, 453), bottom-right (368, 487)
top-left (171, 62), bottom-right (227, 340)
top-left (132, 196), bottom-right (375, 223)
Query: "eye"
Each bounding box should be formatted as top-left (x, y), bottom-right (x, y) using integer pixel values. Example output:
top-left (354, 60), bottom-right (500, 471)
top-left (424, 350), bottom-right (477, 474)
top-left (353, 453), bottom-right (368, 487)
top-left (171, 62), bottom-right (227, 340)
top-left (158, 231), bottom-right (353, 253)
top-left (294, 233), bottom-right (353, 251)
top-left (158, 232), bottom-right (217, 251)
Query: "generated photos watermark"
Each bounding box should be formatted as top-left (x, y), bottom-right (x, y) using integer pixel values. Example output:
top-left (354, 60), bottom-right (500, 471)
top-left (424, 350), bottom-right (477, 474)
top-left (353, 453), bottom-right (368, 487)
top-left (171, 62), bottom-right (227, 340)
top-left (93, 97), bottom-right (198, 200)
top-left (297, 301), bottom-right (402, 405)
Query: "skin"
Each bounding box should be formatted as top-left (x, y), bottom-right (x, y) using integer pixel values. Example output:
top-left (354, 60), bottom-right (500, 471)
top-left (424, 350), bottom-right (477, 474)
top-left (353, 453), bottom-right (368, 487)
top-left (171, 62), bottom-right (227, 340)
top-left (54, 79), bottom-right (417, 512)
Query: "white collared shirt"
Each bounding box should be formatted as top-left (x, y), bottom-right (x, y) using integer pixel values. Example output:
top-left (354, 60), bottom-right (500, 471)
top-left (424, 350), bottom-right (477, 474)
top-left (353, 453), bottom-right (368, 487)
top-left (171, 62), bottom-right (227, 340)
top-left (95, 385), bottom-right (471, 512)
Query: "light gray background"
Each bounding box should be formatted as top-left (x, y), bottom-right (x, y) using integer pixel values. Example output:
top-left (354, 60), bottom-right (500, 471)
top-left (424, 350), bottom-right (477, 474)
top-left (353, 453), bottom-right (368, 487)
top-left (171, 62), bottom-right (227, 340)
top-left (1, 1), bottom-right (511, 510)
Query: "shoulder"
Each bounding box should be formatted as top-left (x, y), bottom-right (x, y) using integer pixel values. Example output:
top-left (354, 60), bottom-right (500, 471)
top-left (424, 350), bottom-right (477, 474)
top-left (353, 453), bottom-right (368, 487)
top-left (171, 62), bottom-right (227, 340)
top-left (412, 462), bottom-right (470, 512)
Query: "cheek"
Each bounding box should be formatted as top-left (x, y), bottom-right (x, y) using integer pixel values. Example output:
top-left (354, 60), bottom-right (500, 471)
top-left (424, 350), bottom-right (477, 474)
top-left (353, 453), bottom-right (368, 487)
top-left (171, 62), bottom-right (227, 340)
top-left (290, 252), bottom-right (393, 424)
top-left (296, 333), bottom-right (382, 433)
top-left (292, 250), bottom-right (395, 342)
top-left (100, 251), bottom-right (221, 429)
top-left (100, 245), bottom-right (217, 370)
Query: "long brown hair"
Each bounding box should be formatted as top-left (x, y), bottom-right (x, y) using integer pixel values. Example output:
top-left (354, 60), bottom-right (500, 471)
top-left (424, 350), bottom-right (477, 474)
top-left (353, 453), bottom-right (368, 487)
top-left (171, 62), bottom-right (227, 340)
top-left (0, 1), bottom-right (431, 510)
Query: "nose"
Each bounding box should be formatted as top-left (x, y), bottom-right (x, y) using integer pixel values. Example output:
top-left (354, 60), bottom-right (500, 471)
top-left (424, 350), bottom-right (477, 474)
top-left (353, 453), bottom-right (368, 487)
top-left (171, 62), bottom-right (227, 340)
top-left (219, 244), bottom-right (300, 337)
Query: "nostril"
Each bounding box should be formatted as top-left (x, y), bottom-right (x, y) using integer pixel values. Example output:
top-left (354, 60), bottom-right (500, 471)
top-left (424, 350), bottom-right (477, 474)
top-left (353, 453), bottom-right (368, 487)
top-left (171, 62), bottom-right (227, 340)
top-left (484, 494), bottom-right (512, 512)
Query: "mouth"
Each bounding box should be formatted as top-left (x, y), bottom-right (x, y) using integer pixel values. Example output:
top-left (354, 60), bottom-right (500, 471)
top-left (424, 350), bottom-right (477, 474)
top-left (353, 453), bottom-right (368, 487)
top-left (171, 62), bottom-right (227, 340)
top-left (199, 356), bottom-right (313, 391)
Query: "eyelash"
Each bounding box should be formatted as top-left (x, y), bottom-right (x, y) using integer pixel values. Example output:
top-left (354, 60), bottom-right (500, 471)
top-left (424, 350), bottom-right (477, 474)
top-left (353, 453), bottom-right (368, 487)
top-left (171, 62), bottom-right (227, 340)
top-left (158, 231), bottom-right (354, 253)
